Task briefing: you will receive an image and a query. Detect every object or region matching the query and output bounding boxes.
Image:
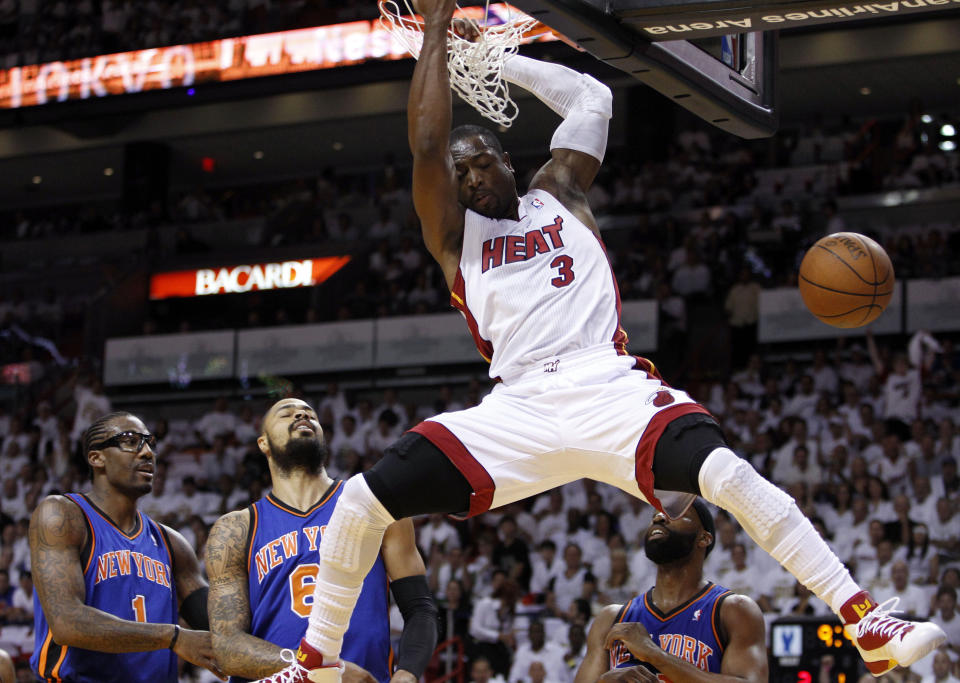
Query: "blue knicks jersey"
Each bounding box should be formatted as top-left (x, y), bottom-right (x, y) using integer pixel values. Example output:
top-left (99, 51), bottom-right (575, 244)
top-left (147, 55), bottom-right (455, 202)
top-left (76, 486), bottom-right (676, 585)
top-left (31, 493), bottom-right (178, 683)
top-left (243, 482), bottom-right (392, 683)
top-left (611, 582), bottom-right (731, 680)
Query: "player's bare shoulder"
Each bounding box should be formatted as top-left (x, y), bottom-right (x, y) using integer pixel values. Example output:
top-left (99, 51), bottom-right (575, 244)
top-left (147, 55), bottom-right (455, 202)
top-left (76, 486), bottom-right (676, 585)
top-left (718, 592), bottom-right (766, 642)
top-left (206, 508), bottom-right (251, 575)
top-left (528, 158), bottom-right (601, 237)
top-left (29, 494), bottom-right (88, 551)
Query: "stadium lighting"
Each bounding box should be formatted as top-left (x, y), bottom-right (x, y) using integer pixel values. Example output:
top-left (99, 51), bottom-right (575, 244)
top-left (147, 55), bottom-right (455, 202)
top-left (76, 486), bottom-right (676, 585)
top-left (941, 124), bottom-right (956, 137)
top-left (940, 140), bottom-right (957, 151)
top-left (253, 150), bottom-right (264, 159)
top-left (31, 175), bottom-right (41, 184)
top-left (859, 86), bottom-right (871, 95)
top-left (921, 114), bottom-right (933, 124)
top-left (103, 167), bottom-right (114, 176)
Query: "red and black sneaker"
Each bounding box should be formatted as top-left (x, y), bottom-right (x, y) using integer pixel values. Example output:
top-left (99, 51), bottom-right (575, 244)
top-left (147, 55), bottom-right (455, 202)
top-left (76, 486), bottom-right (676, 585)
top-left (840, 591), bottom-right (945, 677)
top-left (252, 639), bottom-right (344, 683)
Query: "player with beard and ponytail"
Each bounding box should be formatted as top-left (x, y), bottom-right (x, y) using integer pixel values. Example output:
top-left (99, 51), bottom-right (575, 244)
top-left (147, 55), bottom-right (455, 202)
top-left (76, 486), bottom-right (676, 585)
top-left (206, 398), bottom-right (437, 683)
top-left (574, 500), bottom-right (767, 683)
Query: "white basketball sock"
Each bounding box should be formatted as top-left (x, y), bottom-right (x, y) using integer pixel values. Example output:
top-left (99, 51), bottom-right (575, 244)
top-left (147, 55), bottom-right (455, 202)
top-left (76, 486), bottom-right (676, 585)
top-left (698, 447), bottom-right (862, 616)
top-left (305, 475), bottom-right (396, 658)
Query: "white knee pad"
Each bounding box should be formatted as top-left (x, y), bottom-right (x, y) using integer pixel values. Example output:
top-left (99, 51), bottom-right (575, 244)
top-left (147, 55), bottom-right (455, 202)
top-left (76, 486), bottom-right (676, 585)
top-left (318, 475), bottom-right (394, 575)
top-left (698, 447), bottom-right (792, 541)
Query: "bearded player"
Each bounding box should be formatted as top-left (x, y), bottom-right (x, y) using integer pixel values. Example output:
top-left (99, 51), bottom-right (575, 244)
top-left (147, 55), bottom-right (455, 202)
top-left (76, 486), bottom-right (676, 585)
top-left (206, 398), bottom-right (436, 683)
top-left (254, 0), bottom-right (945, 677)
top-left (575, 501), bottom-right (767, 683)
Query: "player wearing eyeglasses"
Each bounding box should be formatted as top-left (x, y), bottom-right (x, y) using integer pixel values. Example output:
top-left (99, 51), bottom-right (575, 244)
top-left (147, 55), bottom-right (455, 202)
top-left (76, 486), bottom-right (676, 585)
top-left (29, 411), bottom-right (225, 683)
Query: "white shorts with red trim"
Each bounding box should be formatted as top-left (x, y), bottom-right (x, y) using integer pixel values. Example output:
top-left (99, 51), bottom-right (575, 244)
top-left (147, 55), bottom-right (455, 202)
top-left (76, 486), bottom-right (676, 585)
top-left (409, 345), bottom-right (710, 519)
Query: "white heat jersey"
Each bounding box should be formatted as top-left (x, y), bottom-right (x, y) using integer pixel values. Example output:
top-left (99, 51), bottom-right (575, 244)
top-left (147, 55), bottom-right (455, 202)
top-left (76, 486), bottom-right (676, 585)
top-left (450, 189), bottom-right (629, 380)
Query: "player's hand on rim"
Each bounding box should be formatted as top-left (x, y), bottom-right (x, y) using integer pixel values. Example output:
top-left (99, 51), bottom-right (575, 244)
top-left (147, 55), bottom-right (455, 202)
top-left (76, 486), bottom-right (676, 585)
top-left (412, 0), bottom-right (456, 25)
top-left (598, 665), bottom-right (659, 683)
top-left (173, 628), bottom-right (227, 681)
top-left (451, 18), bottom-right (480, 42)
top-left (604, 622), bottom-right (658, 661)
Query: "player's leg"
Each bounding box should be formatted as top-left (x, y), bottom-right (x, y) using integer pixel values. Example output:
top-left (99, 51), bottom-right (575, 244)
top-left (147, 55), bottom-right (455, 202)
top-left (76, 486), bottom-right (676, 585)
top-left (303, 433), bottom-right (473, 663)
top-left (655, 413), bottom-right (945, 674)
top-left (281, 391), bottom-right (571, 683)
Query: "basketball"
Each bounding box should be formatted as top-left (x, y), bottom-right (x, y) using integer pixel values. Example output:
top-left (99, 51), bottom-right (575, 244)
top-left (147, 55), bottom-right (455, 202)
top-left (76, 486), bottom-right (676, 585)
top-left (798, 232), bottom-right (895, 328)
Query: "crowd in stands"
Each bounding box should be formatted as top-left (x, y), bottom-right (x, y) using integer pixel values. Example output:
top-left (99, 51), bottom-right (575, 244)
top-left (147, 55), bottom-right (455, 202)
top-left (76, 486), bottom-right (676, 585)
top-left (0, 326), bottom-right (959, 680)
top-left (3, 111), bottom-right (959, 359)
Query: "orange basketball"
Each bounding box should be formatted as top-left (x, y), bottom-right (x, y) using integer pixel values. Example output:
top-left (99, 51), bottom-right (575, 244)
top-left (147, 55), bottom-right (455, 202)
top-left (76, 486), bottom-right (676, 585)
top-left (798, 232), bottom-right (895, 328)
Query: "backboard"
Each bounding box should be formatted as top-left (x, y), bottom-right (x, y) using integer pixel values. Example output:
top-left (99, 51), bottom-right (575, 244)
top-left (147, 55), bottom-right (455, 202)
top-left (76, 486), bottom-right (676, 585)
top-left (508, 0), bottom-right (955, 138)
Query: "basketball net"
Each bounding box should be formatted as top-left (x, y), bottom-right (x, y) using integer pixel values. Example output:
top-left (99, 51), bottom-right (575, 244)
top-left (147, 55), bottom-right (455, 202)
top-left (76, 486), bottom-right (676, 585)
top-left (378, 0), bottom-right (538, 127)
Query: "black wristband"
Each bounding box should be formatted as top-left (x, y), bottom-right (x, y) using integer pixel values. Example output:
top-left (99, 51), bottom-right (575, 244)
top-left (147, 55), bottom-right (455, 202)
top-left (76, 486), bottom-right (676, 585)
top-left (180, 587), bottom-right (210, 630)
top-left (168, 624), bottom-right (180, 650)
top-left (390, 575), bottom-right (438, 678)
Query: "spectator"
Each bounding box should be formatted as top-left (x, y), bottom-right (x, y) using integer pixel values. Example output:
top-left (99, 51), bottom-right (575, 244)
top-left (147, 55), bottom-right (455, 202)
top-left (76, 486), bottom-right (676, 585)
top-left (724, 268), bottom-right (761, 368)
top-left (508, 620), bottom-right (566, 683)
top-left (874, 561), bottom-right (929, 617)
top-left (931, 586), bottom-right (960, 652)
top-left (493, 516), bottom-right (532, 591)
top-left (551, 543), bottom-right (588, 614)
top-left (194, 397), bottom-right (237, 446)
top-left (470, 656), bottom-right (507, 683)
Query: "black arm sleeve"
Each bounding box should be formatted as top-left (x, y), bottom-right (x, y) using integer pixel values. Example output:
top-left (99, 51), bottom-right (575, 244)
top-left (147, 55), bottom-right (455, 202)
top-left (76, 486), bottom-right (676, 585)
top-left (390, 575), bottom-right (438, 677)
top-left (180, 587), bottom-right (209, 630)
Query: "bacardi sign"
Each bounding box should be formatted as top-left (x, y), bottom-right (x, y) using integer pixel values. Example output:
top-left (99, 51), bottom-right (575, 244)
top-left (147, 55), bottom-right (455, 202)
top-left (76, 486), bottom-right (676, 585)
top-left (149, 256), bottom-right (350, 299)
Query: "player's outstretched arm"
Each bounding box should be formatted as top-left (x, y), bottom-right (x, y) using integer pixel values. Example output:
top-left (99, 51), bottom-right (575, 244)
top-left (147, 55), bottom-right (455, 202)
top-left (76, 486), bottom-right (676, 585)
top-left (505, 55), bottom-right (611, 192)
top-left (382, 518), bottom-right (438, 683)
top-left (206, 510), bottom-right (287, 678)
top-left (29, 496), bottom-right (190, 653)
top-left (408, 0), bottom-right (464, 289)
top-left (604, 594), bottom-right (767, 683)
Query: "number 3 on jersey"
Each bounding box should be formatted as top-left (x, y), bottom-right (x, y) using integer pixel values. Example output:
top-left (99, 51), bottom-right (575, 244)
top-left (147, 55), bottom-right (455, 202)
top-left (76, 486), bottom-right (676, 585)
top-left (550, 255), bottom-right (574, 288)
top-left (289, 564), bottom-right (319, 618)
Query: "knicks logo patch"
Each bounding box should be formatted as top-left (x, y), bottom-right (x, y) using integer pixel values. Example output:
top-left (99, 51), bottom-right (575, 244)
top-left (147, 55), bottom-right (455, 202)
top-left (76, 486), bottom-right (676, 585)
top-left (646, 390), bottom-right (675, 407)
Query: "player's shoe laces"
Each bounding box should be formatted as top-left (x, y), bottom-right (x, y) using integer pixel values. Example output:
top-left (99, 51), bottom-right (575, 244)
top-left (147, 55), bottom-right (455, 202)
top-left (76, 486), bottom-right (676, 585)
top-left (840, 591), bottom-right (945, 677)
top-left (253, 640), bottom-right (343, 683)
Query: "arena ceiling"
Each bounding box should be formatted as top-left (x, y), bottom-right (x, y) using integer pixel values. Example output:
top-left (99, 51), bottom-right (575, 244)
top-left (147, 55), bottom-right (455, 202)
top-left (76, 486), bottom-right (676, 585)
top-left (0, 15), bottom-right (958, 209)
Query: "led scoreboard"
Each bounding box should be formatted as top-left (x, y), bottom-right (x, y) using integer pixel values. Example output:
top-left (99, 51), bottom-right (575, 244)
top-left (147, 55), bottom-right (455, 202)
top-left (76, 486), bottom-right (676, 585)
top-left (770, 616), bottom-right (861, 682)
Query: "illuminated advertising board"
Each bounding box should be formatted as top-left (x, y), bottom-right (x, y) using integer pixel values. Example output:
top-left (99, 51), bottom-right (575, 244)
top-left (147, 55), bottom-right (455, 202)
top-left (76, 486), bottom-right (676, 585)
top-left (0, 5), bottom-right (554, 109)
top-left (149, 255), bottom-right (351, 299)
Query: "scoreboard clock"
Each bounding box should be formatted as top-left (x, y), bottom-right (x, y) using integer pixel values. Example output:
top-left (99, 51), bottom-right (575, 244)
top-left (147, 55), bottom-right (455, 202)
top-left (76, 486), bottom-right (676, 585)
top-left (770, 616), bottom-right (862, 682)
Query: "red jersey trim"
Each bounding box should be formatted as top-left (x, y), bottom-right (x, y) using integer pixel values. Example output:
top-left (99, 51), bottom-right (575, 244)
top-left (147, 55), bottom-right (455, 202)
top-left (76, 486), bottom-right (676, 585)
top-left (595, 235), bottom-right (630, 355)
top-left (409, 421), bottom-right (495, 518)
top-left (450, 268), bottom-right (494, 364)
top-left (633, 403), bottom-right (713, 513)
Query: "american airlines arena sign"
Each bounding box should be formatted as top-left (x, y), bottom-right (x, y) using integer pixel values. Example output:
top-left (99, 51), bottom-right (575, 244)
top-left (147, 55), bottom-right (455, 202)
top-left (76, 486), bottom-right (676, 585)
top-left (149, 256), bottom-right (351, 299)
top-left (0, 5), bottom-right (553, 109)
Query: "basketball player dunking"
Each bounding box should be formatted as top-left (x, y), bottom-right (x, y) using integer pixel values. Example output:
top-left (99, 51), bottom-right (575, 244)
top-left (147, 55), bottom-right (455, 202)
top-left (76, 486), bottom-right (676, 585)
top-left (255, 0), bottom-right (945, 678)
top-left (206, 398), bottom-right (437, 682)
top-left (29, 412), bottom-right (223, 683)
top-left (576, 500), bottom-right (767, 683)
